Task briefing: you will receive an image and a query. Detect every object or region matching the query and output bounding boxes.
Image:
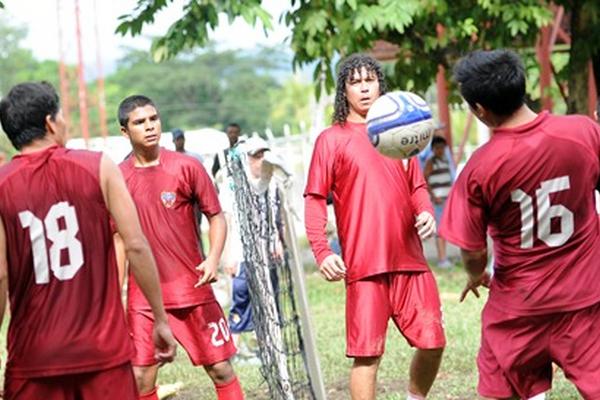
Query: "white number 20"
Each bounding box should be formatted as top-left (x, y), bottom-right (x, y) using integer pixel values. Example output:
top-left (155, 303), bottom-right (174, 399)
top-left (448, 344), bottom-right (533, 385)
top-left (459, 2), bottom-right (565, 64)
top-left (19, 202), bottom-right (84, 284)
top-left (511, 176), bottom-right (574, 249)
top-left (208, 318), bottom-right (231, 347)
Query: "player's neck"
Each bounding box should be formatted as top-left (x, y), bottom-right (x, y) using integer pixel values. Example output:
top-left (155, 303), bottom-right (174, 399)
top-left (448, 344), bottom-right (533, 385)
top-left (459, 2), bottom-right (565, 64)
top-left (346, 109), bottom-right (367, 124)
top-left (494, 105), bottom-right (538, 130)
top-left (132, 146), bottom-right (160, 167)
top-left (20, 136), bottom-right (60, 154)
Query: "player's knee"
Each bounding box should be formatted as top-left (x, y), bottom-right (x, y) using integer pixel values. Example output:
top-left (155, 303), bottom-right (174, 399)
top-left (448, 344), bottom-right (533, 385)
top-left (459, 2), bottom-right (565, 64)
top-left (205, 360), bottom-right (236, 384)
top-left (417, 347), bottom-right (444, 360)
top-left (352, 356), bottom-right (382, 369)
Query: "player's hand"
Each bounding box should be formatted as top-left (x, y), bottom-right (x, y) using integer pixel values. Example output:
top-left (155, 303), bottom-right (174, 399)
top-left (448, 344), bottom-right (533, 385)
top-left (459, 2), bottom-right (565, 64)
top-left (195, 258), bottom-right (218, 287)
top-left (319, 254), bottom-right (346, 281)
top-left (460, 271), bottom-right (491, 302)
top-left (415, 211), bottom-right (436, 240)
top-left (152, 320), bottom-right (177, 365)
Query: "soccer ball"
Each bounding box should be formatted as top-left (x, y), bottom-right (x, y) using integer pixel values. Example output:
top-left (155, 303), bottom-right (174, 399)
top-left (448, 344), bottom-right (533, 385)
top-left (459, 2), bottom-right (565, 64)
top-left (366, 91), bottom-right (435, 159)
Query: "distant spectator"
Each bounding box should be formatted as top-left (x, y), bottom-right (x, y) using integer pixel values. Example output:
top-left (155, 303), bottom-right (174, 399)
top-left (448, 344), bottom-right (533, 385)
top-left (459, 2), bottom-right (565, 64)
top-left (172, 128), bottom-right (203, 162)
top-left (212, 123), bottom-right (241, 178)
top-left (418, 124), bottom-right (456, 178)
top-left (424, 135), bottom-right (454, 268)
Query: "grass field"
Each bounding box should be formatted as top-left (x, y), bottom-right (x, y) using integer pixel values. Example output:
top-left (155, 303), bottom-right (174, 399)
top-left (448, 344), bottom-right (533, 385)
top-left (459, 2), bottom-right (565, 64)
top-left (143, 266), bottom-right (580, 399)
top-left (0, 266), bottom-right (581, 399)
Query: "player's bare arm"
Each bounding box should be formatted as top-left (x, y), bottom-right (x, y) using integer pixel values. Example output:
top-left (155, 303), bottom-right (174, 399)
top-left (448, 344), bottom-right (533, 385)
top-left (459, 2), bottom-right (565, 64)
top-left (113, 233), bottom-right (127, 290)
top-left (195, 211), bottom-right (227, 287)
top-left (0, 216), bottom-right (8, 339)
top-left (99, 153), bottom-right (177, 363)
top-left (459, 248), bottom-right (490, 302)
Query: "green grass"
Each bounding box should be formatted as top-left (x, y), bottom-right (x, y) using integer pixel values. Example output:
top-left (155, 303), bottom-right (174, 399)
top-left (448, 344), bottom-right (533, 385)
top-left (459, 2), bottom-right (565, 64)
top-left (0, 267), bottom-right (581, 399)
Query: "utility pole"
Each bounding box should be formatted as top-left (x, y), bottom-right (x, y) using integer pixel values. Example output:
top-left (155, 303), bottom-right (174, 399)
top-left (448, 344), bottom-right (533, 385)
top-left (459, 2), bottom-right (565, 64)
top-left (74, 0), bottom-right (90, 144)
top-left (93, 0), bottom-right (108, 138)
top-left (56, 0), bottom-right (71, 132)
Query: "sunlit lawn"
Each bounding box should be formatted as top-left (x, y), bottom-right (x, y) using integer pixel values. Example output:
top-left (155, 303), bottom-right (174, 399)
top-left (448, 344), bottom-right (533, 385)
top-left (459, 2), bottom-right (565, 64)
top-left (0, 266), bottom-right (580, 399)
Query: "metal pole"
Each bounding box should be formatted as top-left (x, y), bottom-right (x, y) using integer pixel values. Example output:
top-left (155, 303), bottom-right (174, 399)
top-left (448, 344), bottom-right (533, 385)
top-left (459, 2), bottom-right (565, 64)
top-left (536, 26), bottom-right (553, 111)
top-left (56, 0), bottom-right (71, 132)
top-left (280, 193), bottom-right (327, 400)
top-left (74, 0), bottom-right (90, 144)
top-left (435, 24), bottom-right (453, 153)
top-left (93, 0), bottom-right (108, 138)
top-left (588, 62), bottom-right (597, 117)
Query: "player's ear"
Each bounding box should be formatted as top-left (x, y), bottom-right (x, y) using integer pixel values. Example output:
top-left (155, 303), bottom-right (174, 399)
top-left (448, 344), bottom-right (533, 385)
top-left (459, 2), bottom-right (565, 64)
top-left (473, 103), bottom-right (485, 119)
top-left (45, 114), bottom-right (57, 135)
top-left (120, 126), bottom-right (129, 138)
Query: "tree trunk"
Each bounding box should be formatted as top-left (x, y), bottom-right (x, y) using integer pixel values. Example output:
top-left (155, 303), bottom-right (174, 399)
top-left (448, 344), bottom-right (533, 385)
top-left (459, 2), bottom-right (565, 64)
top-left (567, 0), bottom-right (589, 114)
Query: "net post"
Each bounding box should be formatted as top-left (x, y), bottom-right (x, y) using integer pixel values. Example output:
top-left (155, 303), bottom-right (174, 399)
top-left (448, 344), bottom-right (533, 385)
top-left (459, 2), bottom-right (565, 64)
top-left (280, 193), bottom-right (327, 400)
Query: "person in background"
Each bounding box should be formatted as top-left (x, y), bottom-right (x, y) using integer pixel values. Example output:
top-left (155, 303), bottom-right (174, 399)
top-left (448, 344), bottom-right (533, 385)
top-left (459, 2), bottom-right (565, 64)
top-left (172, 128), bottom-right (203, 162)
top-left (423, 136), bottom-right (454, 269)
top-left (212, 123), bottom-right (241, 178)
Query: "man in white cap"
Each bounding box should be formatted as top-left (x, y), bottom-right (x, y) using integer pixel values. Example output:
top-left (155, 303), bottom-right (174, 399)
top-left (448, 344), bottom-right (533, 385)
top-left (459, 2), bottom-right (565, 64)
top-left (224, 136), bottom-right (288, 361)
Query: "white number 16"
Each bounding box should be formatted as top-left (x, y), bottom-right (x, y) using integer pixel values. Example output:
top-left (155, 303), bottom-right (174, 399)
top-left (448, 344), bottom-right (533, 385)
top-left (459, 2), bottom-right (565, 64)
top-left (511, 176), bottom-right (574, 249)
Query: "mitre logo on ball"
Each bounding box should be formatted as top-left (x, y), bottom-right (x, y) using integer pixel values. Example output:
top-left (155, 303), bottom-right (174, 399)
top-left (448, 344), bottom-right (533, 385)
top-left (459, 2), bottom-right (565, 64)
top-left (366, 91), bottom-right (435, 159)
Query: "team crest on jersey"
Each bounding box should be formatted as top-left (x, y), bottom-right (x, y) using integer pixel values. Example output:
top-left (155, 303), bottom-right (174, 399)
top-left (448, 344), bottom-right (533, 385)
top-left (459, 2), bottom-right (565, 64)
top-left (160, 191), bottom-right (177, 208)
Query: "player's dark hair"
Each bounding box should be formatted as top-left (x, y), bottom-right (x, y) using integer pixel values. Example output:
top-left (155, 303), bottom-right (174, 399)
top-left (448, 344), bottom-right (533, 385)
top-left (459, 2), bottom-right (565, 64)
top-left (431, 135), bottom-right (447, 148)
top-left (0, 82), bottom-right (60, 150)
top-left (118, 95), bottom-right (157, 127)
top-left (333, 53), bottom-right (388, 125)
top-left (227, 122), bottom-right (241, 131)
top-left (453, 49), bottom-right (526, 117)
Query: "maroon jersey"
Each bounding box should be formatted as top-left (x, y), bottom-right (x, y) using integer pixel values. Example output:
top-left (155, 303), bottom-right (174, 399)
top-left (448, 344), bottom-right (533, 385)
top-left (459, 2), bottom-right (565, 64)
top-left (120, 149), bottom-right (221, 310)
top-left (440, 112), bottom-right (600, 315)
top-left (304, 121), bottom-right (433, 282)
top-left (0, 146), bottom-right (133, 378)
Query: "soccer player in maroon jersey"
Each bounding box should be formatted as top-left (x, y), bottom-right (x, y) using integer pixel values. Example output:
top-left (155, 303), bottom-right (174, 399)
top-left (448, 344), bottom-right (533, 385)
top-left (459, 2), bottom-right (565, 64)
top-left (441, 49), bottom-right (600, 399)
top-left (117, 95), bottom-right (243, 400)
top-left (0, 82), bottom-right (177, 400)
top-left (304, 54), bottom-right (445, 400)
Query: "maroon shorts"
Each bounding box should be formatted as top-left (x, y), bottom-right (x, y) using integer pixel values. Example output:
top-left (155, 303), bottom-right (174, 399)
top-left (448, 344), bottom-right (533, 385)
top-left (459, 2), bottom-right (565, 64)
top-left (129, 301), bottom-right (237, 366)
top-left (4, 362), bottom-right (137, 400)
top-left (345, 271), bottom-right (446, 357)
top-left (478, 301), bottom-right (600, 399)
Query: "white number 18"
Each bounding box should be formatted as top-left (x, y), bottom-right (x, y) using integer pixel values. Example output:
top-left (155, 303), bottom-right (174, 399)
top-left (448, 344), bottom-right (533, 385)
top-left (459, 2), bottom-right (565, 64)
top-left (19, 201), bottom-right (84, 284)
top-left (511, 176), bottom-right (574, 249)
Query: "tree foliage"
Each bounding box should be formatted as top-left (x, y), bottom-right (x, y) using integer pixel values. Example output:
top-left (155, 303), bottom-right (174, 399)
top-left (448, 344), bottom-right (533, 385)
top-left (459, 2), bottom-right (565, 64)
top-left (118, 1), bottom-right (548, 91)
top-left (105, 46), bottom-right (288, 135)
top-left (117, 0), bottom-right (600, 114)
top-left (116, 0), bottom-right (271, 62)
top-left (0, 17), bottom-right (40, 96)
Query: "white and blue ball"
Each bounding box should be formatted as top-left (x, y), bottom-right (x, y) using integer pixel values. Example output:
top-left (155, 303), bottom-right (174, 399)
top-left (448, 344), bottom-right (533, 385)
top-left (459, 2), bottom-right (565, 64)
top-left (366, 91), bottom-right (435, 159)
